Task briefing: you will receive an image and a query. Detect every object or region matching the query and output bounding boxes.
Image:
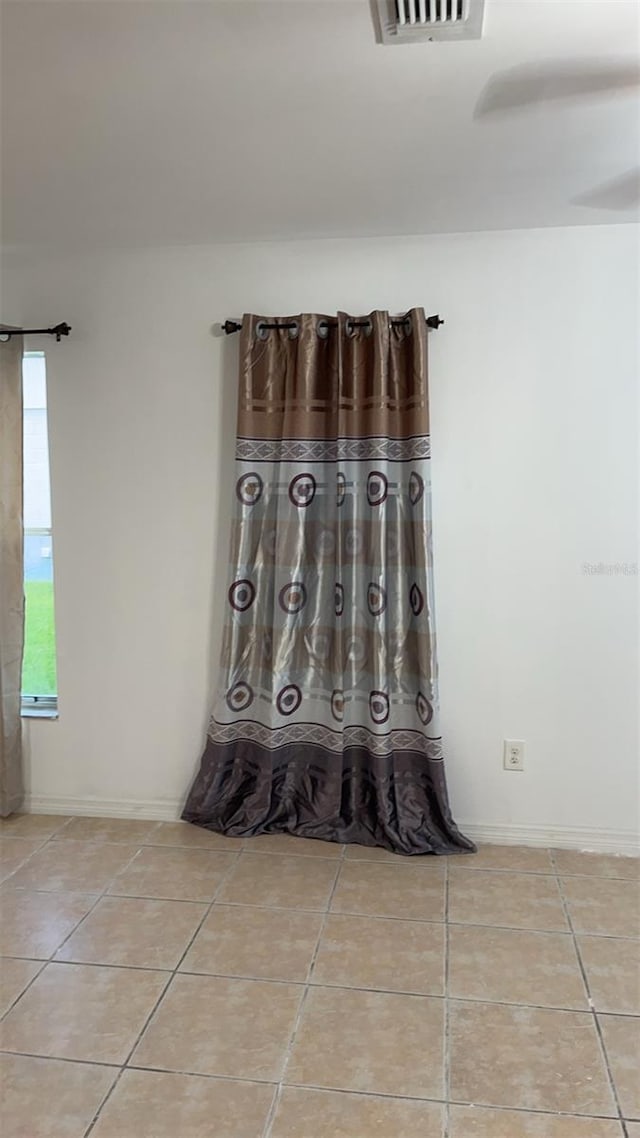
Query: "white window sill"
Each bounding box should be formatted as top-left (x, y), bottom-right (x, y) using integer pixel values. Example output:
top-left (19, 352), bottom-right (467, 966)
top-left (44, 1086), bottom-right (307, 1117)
top-left (21, 701), bottom-right (58, 719)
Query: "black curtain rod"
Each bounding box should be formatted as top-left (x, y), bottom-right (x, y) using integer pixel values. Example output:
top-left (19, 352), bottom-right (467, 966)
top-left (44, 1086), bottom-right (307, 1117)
top-left (0, 322), bottom-right (71, 342)
top-left (221, 315), bottom-right (444, 335)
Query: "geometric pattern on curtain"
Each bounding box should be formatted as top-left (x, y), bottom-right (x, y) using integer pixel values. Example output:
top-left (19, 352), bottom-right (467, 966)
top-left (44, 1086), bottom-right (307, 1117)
top-left (0, 333), bottom-right (25, 816)
top-left (183, 309), bottom-right (474, 855)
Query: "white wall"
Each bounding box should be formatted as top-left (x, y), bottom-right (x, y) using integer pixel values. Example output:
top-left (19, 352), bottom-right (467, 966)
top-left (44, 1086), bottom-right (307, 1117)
top-left (4, 225), bottom-right (638, 850)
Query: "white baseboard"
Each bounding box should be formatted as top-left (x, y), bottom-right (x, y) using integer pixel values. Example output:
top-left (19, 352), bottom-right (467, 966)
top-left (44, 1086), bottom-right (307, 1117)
top-left (26, 795), bottom-right (183, 823)
top-left (23, 795), bottom-right (639, 855)
top-left (460, 821), bottom-right (639, 856)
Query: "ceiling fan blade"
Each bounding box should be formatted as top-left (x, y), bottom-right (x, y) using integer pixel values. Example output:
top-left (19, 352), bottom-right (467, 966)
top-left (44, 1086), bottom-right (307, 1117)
top-left (475, 61), bottom-right (640, 117)
top-left (572, 168), bottom-right (640, 212)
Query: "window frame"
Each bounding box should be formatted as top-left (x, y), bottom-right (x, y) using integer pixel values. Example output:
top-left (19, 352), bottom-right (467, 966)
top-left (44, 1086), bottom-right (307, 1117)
top-left (21, 350), bottom-right (58, 719)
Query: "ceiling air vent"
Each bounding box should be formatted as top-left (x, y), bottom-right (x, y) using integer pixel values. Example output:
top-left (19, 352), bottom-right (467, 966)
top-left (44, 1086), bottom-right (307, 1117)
top-left (373, 0), bottom-right (485, 43)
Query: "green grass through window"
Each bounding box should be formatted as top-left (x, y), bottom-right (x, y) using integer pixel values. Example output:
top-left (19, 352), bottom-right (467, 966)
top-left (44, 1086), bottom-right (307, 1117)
top-left (22, 580), bottom-right (57, 697)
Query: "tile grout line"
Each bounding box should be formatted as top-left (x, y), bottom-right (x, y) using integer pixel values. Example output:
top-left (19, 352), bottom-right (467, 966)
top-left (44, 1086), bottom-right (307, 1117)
top-left (84, 846), bottom-right (243, 1138)
top-left (169, 897), bottom-right (447, 921)
top-left (2, 831), bottom-right (160, 1134)
top-left (442, 856), bottom-right (451, 1138)
top-left (0, 1044), bottom-right (629, 1123)
top-left (1, 829), bottom-right (168, 1138)
top-left (139, 975), bottom-right (632, 1015)
top-left (82, 844), bottom-right (244, 1137)
top-left (262, 841), bottom-right (347, 1138)
top-left (0, 834), bottom-right (51, 885)
top-left (0, 1049), bottom-right (122, 1071)
top-left (0, 815), bottom-right (78, 883)
top-left (0, 836), bottom-right (149, 1025)
top-left (4, 888), bottom-right (638, 938)
top-left (50, 821), bottom-right (164, 844)
top-left (5, 966), bottom-right (631, 1015)
top-left (261, 1081), bottom-right (626, 1119)
top-left (550, 850), bottom-right (629, 1138)
top-left (0, 959), bottom-right (49, 1020)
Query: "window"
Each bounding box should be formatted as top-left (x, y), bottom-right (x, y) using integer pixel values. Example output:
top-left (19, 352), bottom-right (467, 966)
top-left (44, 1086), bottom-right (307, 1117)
top-left (22, 352), bottom-right (58, 715)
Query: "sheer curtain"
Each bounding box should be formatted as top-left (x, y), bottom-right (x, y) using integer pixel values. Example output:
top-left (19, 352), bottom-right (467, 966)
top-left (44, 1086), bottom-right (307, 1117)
top-left (0, 333), bottom-right (25, 816)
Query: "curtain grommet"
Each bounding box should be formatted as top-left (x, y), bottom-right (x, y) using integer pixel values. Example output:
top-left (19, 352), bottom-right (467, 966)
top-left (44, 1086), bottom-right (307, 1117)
top-left (288, 321), bottom-right (299, 340)
top-left (403, 314), bottom-right (413, 336)
top-left (255, 320), bottom-right (269, 341)
top-left (345, 318), bottom-right (356, 338)
top-left (317, 319), bottom-right (330, 340)
top-left (362, 317), bottom-right (373, 337)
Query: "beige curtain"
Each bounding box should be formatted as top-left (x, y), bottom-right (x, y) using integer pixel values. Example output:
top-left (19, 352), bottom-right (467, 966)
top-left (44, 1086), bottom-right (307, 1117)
top-left (0, 334), bottom-right (25, 816)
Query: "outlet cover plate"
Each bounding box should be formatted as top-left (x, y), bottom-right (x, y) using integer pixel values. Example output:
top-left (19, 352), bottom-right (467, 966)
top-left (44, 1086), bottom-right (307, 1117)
top-left (504, 739), bottom-right (525, 772)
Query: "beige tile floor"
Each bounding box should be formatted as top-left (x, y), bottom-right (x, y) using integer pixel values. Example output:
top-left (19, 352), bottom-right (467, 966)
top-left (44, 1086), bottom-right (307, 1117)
top-left (0, 815), bottom-right (638, 1138)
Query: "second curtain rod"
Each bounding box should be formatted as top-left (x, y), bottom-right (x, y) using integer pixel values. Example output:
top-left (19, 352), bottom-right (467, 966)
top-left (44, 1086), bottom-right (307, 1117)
top-left (221, 314), bottom-right (444, 335)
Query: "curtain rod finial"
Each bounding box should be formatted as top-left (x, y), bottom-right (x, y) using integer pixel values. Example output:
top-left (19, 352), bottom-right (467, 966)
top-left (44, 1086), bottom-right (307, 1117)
top-left (0, 321), bottom-right (71, 342)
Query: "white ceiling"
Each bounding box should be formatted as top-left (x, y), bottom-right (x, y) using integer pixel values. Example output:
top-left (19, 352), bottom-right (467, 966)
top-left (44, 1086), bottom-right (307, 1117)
top-left (1, 0), bottom-right (638, 249)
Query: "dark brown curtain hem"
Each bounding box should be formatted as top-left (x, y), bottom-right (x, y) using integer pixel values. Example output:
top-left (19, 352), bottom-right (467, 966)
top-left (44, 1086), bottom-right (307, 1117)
top-left (182, 739), bottom-right (476, 857)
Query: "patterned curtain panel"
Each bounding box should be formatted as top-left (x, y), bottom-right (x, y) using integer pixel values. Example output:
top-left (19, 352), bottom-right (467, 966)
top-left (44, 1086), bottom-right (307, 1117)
top-left (183, 309), bottom-right (473, 855)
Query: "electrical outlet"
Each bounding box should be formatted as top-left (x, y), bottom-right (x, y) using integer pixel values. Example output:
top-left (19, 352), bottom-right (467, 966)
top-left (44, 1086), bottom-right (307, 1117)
top-left (503, 739), bottom-right (525, 771)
